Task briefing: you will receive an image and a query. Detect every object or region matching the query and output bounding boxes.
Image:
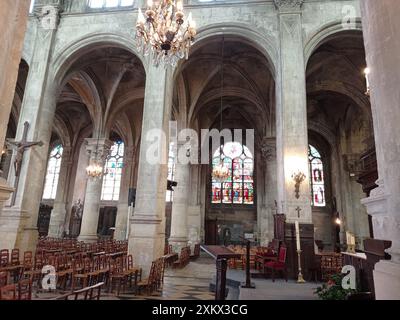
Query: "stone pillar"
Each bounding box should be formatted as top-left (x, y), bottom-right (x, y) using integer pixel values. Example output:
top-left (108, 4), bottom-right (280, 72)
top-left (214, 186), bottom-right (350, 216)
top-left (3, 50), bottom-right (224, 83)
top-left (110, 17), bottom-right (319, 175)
top-left (187, 164), bottom-right (202, 247)
top-left (0, 2), bottom-right (60, 251)
top-left (274, 0), bottom-right (311, 223)
top-left (360, 0), bottom-right (400, 300)
top-left (0, 1), bottom-right (30, 213)
top-left (169, 158), bottom-right (190, 251)
top-left (260, 137), bottom-right (277, 245)
top-left (115, 146), bottom-right (135, 240)
top-left (78, 138), bottom-right (112, 242)
top-left (48, 146), bottom-right (72, 238)
top-left (128, 65), bottom-right (173, 275)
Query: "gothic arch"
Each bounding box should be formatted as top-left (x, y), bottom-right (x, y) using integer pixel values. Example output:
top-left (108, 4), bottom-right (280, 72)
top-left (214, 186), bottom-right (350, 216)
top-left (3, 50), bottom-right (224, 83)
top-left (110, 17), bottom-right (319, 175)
top-left (51, 32), bottom-right (147, 87)
top-left (174, 23), bottom-right (278, 80)
top-left (304, 19), bottom-right (363, 66)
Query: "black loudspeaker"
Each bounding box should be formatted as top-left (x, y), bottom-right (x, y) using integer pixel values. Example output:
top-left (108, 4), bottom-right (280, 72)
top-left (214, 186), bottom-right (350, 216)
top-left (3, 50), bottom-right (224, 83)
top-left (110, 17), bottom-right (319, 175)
top-left (128, 188), bottom-right (136, 207)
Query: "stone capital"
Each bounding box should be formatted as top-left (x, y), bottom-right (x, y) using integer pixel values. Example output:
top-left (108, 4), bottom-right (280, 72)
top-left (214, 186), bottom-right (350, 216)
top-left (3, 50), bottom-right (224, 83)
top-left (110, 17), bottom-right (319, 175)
top-left (85, 138), bottom-right (113, 163)
top-left (261, 137), bottom-right (277, 162)
top-left (274, 0), bottom-right (304, 12)
top-left (33, 3), bottom-right (62, 31)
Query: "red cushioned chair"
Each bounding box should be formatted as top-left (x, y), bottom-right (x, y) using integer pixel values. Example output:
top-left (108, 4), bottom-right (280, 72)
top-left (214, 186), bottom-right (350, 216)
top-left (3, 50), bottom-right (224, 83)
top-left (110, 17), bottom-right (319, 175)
top-left (264, 245), bottom-right (288, 282)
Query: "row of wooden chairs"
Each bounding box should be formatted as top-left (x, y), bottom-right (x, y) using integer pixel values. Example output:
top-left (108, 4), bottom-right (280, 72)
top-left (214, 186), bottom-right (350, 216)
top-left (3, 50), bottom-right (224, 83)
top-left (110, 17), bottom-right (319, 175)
top-left (173, 247), bottom-right (191, 269)
top-left (136, 257), bottom-right (165, 296)
top-left (0, 278), bottom-right (32, 300)
top-left (227, 245), bottom-right (259, 270)
top-left (37, 238), bottom-right (128, 255)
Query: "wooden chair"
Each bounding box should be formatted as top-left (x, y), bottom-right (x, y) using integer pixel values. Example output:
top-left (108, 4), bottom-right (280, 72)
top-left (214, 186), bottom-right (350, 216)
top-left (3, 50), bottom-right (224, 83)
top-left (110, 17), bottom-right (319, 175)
top-left (0, 249), bottom-right (9, 268)
top-left (108, 257), bottom-right (127, 296)
top-left (264, 245), bottom-right (288, 282)
top-left (0, 284), bottom-right (16, 300)
top-left (0, 271), bottom-right (8, 287)
top-left (18, 278), bottom-right (32, 300)
top-left (190, 244), bottom-right (201, 260)
top-left (136, 261), bottom-right (157, 295)
top-left (72, 257), bottom-right (92, 290)
top-left (11, 249), bottom-right (20, 266)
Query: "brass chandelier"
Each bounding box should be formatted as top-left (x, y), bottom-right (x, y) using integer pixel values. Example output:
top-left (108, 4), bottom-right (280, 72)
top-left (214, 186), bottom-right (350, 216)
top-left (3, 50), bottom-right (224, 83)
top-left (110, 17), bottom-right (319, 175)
top-left (136, 0), bottom-right (197, 67)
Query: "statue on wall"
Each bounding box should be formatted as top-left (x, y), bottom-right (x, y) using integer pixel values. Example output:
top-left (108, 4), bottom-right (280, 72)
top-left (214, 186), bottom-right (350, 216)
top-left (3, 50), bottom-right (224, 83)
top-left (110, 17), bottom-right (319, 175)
top-left (70, 199), bottom-right (83, 237)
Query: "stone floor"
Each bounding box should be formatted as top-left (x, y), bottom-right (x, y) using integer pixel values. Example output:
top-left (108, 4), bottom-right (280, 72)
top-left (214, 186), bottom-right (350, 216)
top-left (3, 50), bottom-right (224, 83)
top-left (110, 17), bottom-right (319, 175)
top-left (34, 255), bottom-right (321, 300)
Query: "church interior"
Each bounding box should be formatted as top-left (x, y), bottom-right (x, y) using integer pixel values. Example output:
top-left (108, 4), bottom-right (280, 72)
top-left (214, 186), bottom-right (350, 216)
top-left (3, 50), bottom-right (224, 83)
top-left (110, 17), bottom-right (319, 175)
top-left (0, 0), bottom-right (399, 301)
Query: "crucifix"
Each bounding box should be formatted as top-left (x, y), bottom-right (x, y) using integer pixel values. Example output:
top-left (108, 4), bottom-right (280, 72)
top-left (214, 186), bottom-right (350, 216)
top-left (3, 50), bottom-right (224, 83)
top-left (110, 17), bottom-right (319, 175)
top-left (6, 121), bottom-right (43, 206)
top-left (295, 206), bottom-right (302, 218)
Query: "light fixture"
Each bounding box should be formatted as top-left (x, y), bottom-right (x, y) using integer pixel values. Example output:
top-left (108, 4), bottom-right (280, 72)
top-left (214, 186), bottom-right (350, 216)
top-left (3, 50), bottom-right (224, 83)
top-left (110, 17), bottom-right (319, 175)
top-left (212, 36), bottom-right (230, 183)
top-left (335, 217), bottom-right (342, 225)
top-left (364, 67), bottom-right (370, 96)
top-left (292, 170), bottom-right (306, 199)
top-left (135, 0), bottom-right (197, 67)
top-left (86, 134), bottom-right (108, 179)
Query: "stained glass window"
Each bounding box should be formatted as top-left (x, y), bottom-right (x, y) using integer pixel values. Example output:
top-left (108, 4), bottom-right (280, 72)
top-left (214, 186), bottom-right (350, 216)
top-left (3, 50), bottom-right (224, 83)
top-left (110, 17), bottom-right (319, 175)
top-left (101, 141), bottom-right (124, 201)
top-left (42, 145), bottom-right (63, 200)
top-left (309, 145), bottom-right (326, 207)
top-left (166, 142), bottom-right (176, 202)
top-left (211, 142), bottom-right (254, 205)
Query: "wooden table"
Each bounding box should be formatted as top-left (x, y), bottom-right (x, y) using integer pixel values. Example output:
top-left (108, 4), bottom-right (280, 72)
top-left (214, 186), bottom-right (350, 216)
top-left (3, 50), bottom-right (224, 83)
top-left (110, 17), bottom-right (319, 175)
top-left (201, 245), bottom-right (242, 300)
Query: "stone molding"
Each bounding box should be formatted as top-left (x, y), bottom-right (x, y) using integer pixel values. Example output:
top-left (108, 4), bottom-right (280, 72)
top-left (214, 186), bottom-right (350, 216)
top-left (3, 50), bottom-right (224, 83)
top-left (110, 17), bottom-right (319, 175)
top-left (274, 0), bottom-right (304, 12)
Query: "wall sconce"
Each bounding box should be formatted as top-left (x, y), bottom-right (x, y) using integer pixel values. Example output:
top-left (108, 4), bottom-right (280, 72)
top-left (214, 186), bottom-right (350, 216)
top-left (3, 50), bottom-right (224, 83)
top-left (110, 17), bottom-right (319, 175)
top-left (292, 170), bottom-right (306, 199)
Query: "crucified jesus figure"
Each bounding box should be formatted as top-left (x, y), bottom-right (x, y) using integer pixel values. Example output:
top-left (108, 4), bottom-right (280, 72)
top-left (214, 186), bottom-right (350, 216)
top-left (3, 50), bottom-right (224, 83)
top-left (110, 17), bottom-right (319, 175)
top-left (6, 121), bottom-right (43, 205)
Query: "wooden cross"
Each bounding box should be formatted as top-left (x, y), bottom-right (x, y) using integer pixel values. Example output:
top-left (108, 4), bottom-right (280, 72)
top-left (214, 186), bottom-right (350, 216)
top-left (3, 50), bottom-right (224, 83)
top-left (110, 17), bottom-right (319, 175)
top-left (295, 206), bottom-right (302, 218)
top-left (6, 121), bottom-right (43, 206)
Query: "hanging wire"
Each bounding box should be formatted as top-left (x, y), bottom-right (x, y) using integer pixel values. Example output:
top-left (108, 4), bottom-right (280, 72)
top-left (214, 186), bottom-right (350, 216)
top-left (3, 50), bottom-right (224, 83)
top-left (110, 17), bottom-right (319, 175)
top-left (219, 36), bottom-right (225, 159)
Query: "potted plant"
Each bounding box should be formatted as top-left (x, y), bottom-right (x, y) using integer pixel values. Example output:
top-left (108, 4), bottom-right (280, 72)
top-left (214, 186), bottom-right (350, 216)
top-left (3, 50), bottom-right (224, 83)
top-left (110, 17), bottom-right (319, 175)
top-left (314, 273), bottom-right (358, 300)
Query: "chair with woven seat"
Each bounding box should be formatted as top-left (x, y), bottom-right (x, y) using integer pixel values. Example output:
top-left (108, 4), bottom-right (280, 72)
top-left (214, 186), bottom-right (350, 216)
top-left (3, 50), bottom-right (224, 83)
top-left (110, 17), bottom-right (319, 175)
top-left (0, 249), bottom-right (9, 268)
top-left (0, 284), bottom-right (16, 300)
top-left (18, 278), bottom-right (32, 300)
top-left (264, 245), bottom-right (288, 282)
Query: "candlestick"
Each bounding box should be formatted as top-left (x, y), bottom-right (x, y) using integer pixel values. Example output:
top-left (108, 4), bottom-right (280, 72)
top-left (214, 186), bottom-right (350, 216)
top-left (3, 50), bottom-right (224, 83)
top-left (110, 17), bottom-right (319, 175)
top-left (295, 220), bottom-right (301, 251)
top-left (296, 249), bottom-right (306, 283)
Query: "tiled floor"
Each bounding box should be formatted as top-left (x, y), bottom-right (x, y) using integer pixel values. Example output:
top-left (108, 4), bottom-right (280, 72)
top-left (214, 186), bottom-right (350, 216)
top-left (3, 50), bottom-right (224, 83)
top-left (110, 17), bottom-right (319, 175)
top-left (34, 255), bottom-right (321, 300)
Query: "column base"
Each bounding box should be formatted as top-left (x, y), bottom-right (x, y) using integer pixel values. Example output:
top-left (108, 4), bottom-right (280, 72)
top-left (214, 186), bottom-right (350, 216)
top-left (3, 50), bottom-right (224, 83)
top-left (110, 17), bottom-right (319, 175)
top-left (129, 218), bottom-right (165, 277)
top-left (0, 207), bottom-right (33, 251)
top-left (47, 219), bottom-right (66, 239)
top-left (374, 260), bottom-right (400, 300)
top-left (78, 234), bottom-right (98, 243)
top-left (169, 236), bottom-right (189, 253)
top-left (0, 177), bottom-right (14, 204)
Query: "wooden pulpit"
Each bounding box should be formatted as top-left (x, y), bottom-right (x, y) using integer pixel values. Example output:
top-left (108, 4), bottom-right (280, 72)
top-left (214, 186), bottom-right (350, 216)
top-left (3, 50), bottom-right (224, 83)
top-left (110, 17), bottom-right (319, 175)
top-left (201, 245), bottom-right (241, 300)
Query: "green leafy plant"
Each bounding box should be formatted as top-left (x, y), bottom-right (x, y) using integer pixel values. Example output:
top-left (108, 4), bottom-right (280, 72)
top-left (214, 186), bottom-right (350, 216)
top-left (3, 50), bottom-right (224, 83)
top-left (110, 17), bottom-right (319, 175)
top-left (314, 273), bottom-right (358, 300)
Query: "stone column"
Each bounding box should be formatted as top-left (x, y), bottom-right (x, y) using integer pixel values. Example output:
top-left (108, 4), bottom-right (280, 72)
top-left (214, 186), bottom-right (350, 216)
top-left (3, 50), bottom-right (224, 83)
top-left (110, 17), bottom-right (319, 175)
top-left (169, 156), bottom-right (190, 251)
top-left (0, 1), bottom-right (30, 212)
top-left (0, 2), bottom-right (60, 251)
top-left (274, 0), bottom-right (311, 223)
top-left (360, 0), bottom-right (400, 300)
top-left (47, 146), bottom-right (72, 238)
top-left (78, 138), bottom-right (112, 242)
top-left (260, 137), bottom-right (277, 245)
top-left (115, 146), bottom-right (135, 240)
top-left (128, 65), bottom-right (173, 275)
